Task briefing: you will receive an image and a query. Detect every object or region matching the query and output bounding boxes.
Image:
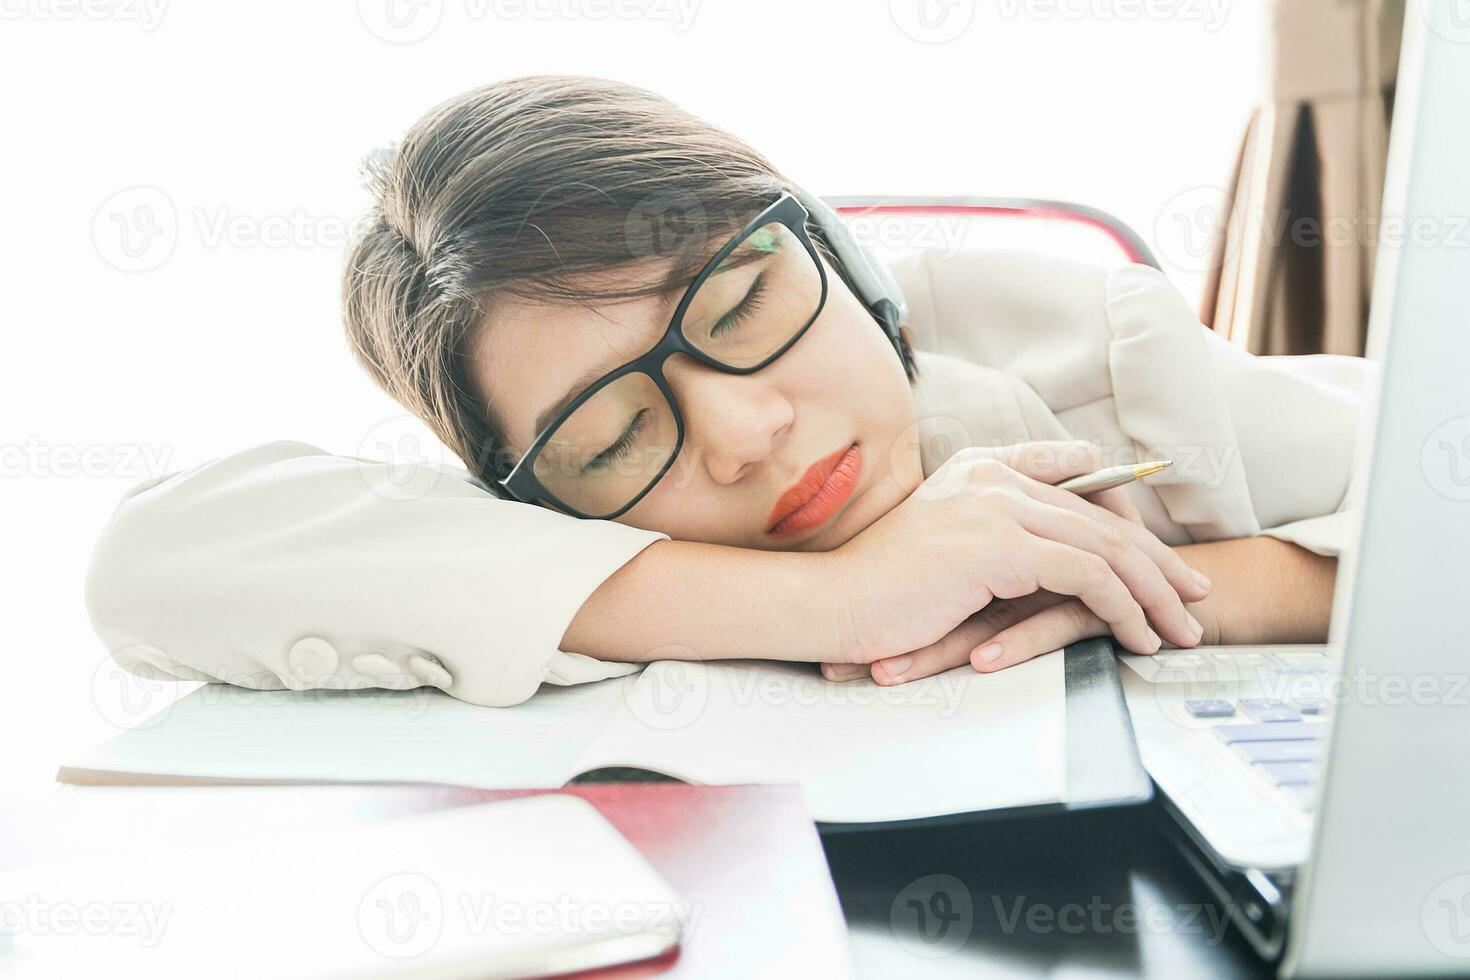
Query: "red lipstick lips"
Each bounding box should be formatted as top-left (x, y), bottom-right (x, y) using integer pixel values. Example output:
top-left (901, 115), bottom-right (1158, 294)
top-left (767, 443), bottom-right (863, 537)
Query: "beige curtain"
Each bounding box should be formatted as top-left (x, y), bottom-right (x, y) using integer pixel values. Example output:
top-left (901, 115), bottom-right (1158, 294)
top-left (1201, 0), bottom-right (1404, 356)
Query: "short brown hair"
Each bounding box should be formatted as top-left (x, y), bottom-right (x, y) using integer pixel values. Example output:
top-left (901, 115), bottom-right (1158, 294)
top-left (342, 75), bottom-right (911, 490)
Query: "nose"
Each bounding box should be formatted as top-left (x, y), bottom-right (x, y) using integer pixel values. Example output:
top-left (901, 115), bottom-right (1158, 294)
top-left (669, 359), bottom-right (795, 486)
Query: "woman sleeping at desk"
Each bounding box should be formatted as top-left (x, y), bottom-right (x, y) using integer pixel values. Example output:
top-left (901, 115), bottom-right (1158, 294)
top-left (85, 76), bottom-right (1367, 707)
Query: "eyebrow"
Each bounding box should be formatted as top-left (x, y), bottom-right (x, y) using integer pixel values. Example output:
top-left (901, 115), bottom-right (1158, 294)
top-left (533, 362), bottom-right (622, 437)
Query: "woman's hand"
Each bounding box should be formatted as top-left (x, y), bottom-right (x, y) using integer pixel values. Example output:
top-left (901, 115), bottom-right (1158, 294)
top-left (822, 441), bottom-right (1209, 667)
top-left (826, 535), bottom-right (1340, 687)
top-left (822, 591), bottom-right (1070, 683)
top-left (823, 585), bottom-right (1218, 685)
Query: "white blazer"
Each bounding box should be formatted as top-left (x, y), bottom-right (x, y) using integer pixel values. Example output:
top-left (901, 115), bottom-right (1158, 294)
top-left (85, 251), bottom-right (1374, 707)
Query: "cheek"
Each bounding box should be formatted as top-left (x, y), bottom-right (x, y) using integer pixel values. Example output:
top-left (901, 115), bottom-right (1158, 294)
top-left (803, 278), bottom-right (903, 373)
top-left (803, 302), bottom-right (923, 485)
top-left (609, 462), bottom-right (733, 543)
top-left (799, 300), bottom-right (915, 425)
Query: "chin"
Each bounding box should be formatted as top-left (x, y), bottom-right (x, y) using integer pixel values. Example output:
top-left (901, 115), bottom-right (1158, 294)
top-left (802, 450), bottom-right (918, 552)
top-left (803, 487), bottom-right (890, 552)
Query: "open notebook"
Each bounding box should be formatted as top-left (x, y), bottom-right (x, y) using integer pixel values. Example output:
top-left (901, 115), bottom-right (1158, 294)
top-left (63, 640), bottom-right (1150, 827)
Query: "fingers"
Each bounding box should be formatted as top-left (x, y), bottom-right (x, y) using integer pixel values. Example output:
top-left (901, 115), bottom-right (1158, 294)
top-left (1017, 499), bottom-right (1204, 649)
top-left (963, 443), bottom-right (1209, 603)
top-left (1088, 484), bottom-right (1143, 524)
top-left (820, 663), bottom-right (869, 682)
top-left (870, 594), bottom-right (1059, 686)
top-left (1017, 475), bottom-right (1211, 603)
top-left (971, 442), bottom-right (1141, 523)
top-left (971, 599), bottom-right (1109, 673)
top-left (970, 441), bottom-right (1103, 484)
top-left (1027, 539), bottom-right (1158, 654)
top-left (872, 634), bottom-right (971, 686)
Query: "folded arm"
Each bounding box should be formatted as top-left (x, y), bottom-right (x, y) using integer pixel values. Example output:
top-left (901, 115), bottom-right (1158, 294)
top-left (86, 439), bottom-right (1205, 707)
top-left (84, 441), bottom-right (672, 707)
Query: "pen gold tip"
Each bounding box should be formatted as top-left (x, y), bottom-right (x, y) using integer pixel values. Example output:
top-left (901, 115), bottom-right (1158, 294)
top-left (1132, 460), bottom-right (1171, 479)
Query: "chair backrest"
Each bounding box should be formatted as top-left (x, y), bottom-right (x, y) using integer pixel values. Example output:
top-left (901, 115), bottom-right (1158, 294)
top-left (829, 195), bottom-right (1160, 272)
top-left (828, 196), bottom-right (1158, 368)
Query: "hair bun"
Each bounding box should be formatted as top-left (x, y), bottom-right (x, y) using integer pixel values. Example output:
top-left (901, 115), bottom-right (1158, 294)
top-left (358, 142), bottom-right (399, 200)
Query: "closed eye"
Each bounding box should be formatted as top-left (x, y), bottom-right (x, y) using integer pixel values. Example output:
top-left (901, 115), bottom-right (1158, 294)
top-left (586, 408), bottom-right (650, 472)
top-left (710, 272), bottom-right (768, 336)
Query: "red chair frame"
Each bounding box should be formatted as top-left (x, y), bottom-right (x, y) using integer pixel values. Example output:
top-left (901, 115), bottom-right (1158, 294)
top-left (827, 195), bottom-right (1161, 270)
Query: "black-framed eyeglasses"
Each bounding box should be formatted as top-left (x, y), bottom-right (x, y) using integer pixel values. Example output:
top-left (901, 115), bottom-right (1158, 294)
top-left (498, 192), bottom-right (828, 519)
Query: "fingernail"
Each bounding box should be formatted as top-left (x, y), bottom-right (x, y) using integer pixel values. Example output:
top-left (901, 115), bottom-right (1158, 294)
top-left (974, 642), bottom-right (1004, 665)
top-left (1146, 628), bottom-right (1162, 651)
top-left (1186, 612), bottom-right (1203, 639)
top-left (1193, 570), bottom-right (1212, 592)
top-left (825, 663), bottom-right (867, 682)
top-left (879, 654), bottom-right (913, 681)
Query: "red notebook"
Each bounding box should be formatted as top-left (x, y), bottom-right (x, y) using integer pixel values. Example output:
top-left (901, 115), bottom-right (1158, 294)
top-left (1, 782), bottom-right (852, 979)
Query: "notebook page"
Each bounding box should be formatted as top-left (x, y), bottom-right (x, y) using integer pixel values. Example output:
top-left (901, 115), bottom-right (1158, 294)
top-left (574, 656), bottom-right (1067, 823)
top-left (62, 676), bottom-right (633, 788)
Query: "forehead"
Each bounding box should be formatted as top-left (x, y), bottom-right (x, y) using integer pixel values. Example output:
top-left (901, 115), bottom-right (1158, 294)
top-left (471, 285), bottom-right (676, 451)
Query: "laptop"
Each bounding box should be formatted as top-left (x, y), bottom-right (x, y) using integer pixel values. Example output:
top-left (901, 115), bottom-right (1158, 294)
top-left (1117, 5), bottom-right (1470, 974)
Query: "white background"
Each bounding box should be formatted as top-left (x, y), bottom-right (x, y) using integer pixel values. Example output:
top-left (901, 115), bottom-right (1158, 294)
top-left (0, 0), bottom-right (1263, 788)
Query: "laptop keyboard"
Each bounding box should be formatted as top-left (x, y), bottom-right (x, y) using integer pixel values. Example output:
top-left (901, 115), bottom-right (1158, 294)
top-left (1120, 646), bottom-right (1335, 833)
top-left (1186, 704), bottom-right (1330, 812)
top-left (1118, 647), bottom-right (1337, 866)
top-left (1125, 647), bottom-right (1334, 681)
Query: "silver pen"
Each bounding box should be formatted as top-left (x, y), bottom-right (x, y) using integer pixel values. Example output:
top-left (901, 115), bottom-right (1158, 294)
top-left (1055, 460), bottom-right (1171, 496)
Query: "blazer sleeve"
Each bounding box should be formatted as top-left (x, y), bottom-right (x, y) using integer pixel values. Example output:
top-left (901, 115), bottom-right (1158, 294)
top-left (1202, 331), bottom-right (1374, 557)
top-left (83, 440), bottom-right (668, 707)
top-left (892, 249), bottom-right (1374, 555)
top-left (1103, 264), bottom-right (1373, 558)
